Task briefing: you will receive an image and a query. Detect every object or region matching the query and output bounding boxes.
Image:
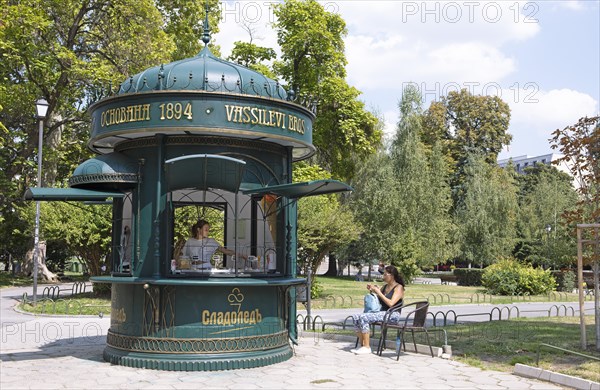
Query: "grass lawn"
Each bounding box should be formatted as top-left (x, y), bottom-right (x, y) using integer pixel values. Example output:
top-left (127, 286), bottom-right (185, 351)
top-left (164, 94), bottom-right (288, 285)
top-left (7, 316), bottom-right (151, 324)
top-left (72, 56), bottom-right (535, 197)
top-left (18, 292), bottom-right (110, 316)
top-left (0, 273), bottom-right (34, 288)
top-left (308, 276), bottom-right (581, 309)
top-left (0, 271), bottom-right (89, 289)
top-left (324, 316), bottom-right (599, 383)
top-left (445, 316), bottom-right (600, 383)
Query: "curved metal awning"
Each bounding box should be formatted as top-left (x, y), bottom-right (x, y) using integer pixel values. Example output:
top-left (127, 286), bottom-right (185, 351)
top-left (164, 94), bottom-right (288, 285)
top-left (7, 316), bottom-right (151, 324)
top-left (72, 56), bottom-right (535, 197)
top-left (242, 179), bottom-right (353, 199)
top-left (165, 154), bottom-right (246, 193)
top-left (24, 187), bottom-right (124, 201)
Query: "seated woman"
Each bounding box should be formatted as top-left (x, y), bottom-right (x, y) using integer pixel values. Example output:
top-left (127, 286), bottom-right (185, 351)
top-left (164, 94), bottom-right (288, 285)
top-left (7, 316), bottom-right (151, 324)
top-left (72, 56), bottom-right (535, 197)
top-left (180, 219), bottom-right (245, 271)
top-left (350, 265), bottom-right (405, 355)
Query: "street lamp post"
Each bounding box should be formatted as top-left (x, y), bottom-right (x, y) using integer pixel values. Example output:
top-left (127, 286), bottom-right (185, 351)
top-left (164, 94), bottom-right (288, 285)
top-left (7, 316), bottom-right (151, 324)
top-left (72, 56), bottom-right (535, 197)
top-left (33, 98), bottom-right (49, 306)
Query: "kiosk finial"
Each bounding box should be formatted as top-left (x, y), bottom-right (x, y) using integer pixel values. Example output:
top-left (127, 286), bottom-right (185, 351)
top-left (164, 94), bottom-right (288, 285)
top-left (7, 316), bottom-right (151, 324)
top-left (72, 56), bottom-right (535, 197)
top-left (202, 2), bottom-right (211, 45)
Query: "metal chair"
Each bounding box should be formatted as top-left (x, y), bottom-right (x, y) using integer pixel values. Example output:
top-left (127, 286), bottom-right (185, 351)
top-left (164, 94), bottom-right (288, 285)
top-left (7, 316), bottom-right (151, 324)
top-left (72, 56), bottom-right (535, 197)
top-left (377, 301), bottom-right (434, 359)
top-left (354, 300), bottom-right (404, 348)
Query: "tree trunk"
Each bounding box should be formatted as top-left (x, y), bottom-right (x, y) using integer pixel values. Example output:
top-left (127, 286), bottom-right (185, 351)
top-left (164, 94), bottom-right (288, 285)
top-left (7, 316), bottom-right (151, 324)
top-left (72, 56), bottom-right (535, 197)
top-left (21, 241), bottom-right (59, 282)
top-left (323, 252), bottom-right (337, 276)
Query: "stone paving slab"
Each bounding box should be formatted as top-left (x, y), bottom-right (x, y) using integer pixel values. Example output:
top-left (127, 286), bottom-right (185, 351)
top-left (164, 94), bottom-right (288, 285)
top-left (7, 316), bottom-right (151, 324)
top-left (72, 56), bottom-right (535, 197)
top-left (0, 287), bottom-right (571, 389)
top-left (1, 319), bottom-right (565, 390)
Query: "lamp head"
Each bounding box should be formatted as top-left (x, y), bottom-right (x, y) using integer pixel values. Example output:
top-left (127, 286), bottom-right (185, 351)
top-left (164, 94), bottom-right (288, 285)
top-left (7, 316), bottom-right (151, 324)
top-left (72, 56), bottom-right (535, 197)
top-left (35, 99), bottom-right (49, 119)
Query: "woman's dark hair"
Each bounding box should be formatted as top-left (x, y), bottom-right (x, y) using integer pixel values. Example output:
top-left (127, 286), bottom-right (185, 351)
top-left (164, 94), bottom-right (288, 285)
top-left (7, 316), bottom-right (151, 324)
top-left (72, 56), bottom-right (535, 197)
top-left (384, 265), bottom-right (405, 287)
top-left (191, 219), bottom-right (210, 237)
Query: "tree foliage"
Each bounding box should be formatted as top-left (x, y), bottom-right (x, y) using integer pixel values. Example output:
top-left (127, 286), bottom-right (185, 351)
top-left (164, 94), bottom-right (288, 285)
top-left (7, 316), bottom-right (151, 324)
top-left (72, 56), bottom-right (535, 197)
top-left (25, 201), bottom-right (113, 276)
top-left (390, 85), bottom-right (455, 271)
top-left (550, 116), bottom-right (600, 225)
top-left (454, 153), bottom-right (518, 266)
top-left (0, 0), bottom-right (214, 267)
top-left (514, 163), bottom-right (578, 269)
top-left (422, 89), bottom-right (512, 165)
top-left (272, 0), bottom-right (381, 181)
top-left (348, 85), bottom-right (454, 281)
top-left (422, 89), bottom-right (512, 212)
top-left (228, 41), bottom-right (276, 78)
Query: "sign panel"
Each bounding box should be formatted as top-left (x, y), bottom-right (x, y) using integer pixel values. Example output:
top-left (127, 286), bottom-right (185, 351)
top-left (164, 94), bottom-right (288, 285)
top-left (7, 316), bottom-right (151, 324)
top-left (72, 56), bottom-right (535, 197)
top-left (89, 92), bottom-right (314, 148)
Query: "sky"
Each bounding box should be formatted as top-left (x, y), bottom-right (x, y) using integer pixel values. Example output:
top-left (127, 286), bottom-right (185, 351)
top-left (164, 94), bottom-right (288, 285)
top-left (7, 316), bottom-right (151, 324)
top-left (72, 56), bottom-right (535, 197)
top-left (214, 0), bottom-right (600, 160)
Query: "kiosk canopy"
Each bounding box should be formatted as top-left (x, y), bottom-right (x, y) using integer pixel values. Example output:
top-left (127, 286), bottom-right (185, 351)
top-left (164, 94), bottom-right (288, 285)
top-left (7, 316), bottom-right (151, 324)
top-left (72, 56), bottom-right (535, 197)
top-left (242, 180), bottom-right (353, 199)
top-left (24, 187), bottom-right (124, 201)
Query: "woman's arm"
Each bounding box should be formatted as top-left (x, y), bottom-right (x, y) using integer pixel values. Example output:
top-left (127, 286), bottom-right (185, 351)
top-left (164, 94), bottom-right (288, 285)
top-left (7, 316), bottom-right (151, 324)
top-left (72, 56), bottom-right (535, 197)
top-left (371, 284), bottom-right (404, 308)
top-left (217, 246), bottom-right (247, 259)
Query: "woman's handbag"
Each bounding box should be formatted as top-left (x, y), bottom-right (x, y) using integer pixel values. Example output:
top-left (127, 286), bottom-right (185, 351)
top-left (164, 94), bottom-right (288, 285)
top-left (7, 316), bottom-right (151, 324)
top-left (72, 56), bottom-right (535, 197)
top-left (363, 292), bottom-right (382, 313)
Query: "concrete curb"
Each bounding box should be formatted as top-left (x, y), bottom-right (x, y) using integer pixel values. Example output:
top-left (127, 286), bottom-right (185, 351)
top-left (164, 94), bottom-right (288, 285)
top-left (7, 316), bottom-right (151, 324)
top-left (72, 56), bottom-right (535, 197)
top-left (514, 363), bottom-right (600, 390)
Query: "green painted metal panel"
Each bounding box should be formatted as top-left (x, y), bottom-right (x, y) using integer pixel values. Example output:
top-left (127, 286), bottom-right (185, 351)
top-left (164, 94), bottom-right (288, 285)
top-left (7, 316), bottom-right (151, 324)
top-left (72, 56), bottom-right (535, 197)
top-left (164, 154), bottom-right (246, 192)
top-left (23, 187), bottom-right (124, 201)
top-left (242, 179), bottom-right (353, 199)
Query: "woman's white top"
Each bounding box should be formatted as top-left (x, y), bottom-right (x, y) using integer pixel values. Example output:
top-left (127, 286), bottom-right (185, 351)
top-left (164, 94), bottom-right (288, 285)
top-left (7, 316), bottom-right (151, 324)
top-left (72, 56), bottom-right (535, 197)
top-left (182, 237), bottom-right (220, 270)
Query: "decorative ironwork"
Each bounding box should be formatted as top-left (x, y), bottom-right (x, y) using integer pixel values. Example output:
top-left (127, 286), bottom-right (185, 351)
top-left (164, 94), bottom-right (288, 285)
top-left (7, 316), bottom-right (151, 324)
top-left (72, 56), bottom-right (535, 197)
top-left (143, 284), bottom-right (160, 336)
top-left (68, 173), bottom-right (138, 187)
top-left (160, 286), bottom-right (176, 337)
top-left (106, 329), bottom-right (289, 354)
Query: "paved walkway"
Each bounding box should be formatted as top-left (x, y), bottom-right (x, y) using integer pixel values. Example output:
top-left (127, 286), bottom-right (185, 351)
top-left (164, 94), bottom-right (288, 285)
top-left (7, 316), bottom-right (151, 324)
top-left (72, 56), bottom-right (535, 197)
top-left (0, 284), bottom-right (573, 389)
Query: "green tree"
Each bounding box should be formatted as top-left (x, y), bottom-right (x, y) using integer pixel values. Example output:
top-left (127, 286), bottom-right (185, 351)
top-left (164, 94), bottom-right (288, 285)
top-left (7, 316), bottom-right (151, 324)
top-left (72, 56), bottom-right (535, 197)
top-left (227, 21), bottom-right (277, 79)
top-left (435, 89), bottom-right (512, 164)
top-left (228, 41), bottom-right (276, 78)
top-left (347, 149), bottom-right (398, 270)
top-left (514, 163), bottom-right (578, 269)
top-left (550, 116), bottom-right (600, 350)
top-left (390, 85), bottom-right (454, 274)
top-left (422, 89), bottom-right (512, 211)
top-left (14, 201), bottom-right (112, 276)
top-left (0, 0), bottom-right (210, 270)
top-left (272, 0), bottom-right (381, 181)
top-left (454, 152), bottom-right (518, 267)
top-left (155, 0), bottom-right (221, 60)
top-left (348, 85), bottom-right (454, 281)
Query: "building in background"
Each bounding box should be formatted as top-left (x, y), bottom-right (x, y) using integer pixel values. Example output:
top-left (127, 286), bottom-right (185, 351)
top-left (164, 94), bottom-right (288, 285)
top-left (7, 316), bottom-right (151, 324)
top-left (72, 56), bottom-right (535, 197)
top-left (498, 153), bottom-right (571, 175)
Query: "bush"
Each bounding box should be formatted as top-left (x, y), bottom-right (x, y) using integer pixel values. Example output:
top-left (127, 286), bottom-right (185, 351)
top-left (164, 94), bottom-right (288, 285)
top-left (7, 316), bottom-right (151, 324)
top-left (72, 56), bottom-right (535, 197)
top-left (392, 258), bottom-right (421, 283)
top-left (310, 278), bottom-right (324, 299)
top-left (553, 270), bottom-right (576, 292)
top-left (482, 258), bottom-right (556, 295)
top-left (92, 282), bottom-right (111, 298)
top-left (453, 268), bottom-right (484, 286)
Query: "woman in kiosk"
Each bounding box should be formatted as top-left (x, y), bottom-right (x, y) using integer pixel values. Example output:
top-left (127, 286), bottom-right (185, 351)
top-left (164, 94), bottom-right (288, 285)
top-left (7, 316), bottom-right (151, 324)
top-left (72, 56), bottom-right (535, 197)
top-left (180, 219), bottom-right (245, 272)
top-left (351, 265), bottom-right (405, 355)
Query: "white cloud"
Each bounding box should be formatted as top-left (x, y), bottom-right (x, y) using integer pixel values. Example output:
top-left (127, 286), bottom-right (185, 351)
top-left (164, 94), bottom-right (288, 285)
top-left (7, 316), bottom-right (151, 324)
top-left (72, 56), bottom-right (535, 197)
top-left (500, 88), bottom-right (599, 158)
top-left (339, 1), bottom-right (540, 46)
top-left (427, 43), bottom-right (516, 81)
top-left (381, 109), bottom-right (400, 141)
top-left (346, 36), bottom-right (516, 92)
top-left (559, 0), bottom-right (585, 11)
top-left (510, 88), bottom-right (598, 131)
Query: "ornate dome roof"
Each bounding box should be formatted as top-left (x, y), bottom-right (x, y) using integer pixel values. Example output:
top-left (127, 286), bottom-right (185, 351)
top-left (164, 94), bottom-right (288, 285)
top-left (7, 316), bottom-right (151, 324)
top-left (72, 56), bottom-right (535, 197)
top-left (116, 46), bottom-right (290, 101)
top-left (88, 14), bottom-right (315, 160)
top-left (69, 152), bottom-right (138, 190)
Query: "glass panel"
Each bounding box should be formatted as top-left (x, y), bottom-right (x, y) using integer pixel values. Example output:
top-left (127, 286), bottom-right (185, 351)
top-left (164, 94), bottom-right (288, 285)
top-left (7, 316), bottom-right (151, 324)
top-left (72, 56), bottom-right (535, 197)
top-left (171, 202), bottom-right (226, 274)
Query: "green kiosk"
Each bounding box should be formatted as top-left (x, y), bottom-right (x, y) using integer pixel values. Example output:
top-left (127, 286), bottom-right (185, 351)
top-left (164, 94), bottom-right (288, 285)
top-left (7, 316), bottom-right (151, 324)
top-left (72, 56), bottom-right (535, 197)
top-left (25, 24), bottom-right (351, 371)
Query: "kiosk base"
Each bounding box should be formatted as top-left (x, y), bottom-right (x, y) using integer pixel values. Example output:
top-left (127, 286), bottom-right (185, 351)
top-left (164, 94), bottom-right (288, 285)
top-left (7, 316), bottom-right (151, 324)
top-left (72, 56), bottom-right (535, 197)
top-left (103, 344), bottom-right (293, 371)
